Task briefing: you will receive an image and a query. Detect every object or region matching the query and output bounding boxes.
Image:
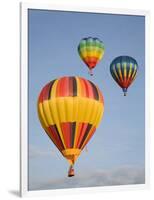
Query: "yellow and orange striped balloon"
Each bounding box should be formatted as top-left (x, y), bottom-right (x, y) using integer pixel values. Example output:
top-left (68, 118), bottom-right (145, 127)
top-left (37, 76), bottom-right (104, 176)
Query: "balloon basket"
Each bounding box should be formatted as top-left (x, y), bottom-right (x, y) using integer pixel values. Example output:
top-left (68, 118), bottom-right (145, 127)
top-left (88, 69), bottom-right (93, 76)
top-left (68, 165), bottom-right (75, 177)
top-left (122, 88), bottom-right (127, 96)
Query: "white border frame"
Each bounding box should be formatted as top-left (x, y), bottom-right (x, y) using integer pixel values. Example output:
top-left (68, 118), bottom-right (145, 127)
top-left (20, 1), bottom-right (150, 197)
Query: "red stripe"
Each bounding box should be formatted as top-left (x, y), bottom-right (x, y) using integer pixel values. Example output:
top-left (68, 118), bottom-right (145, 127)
top-left (124, 76), bottom-right (130, 88)
top-left (38, 82), bottom-right (51, 103)
top-left (126, 77), bottom-right (134, 88)
top-left (69, 77), bottom-right (73, 96)
top-left (82, 78), bottom-right (94, 99)
top-left (76, 123), bottom-right (88, 148)
top-left (56, 77), bottom-right (69, 97)
top-left (39, 77), bottom-right (103, 102)
top-left (60, 77), bottom-right (69, 96)
top-left (61, 122), bottom-right (71, 148)
top-left (47, 126), bottom-right (64, 151)
top-left (85, 57), bottom-right (98, 68)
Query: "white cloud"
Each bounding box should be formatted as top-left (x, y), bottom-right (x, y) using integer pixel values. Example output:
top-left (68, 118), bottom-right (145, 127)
top-left (29, 166), bottom-right (145, 190)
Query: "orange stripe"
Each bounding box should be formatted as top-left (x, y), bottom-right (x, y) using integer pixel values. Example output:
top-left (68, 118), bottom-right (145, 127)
top-left (79, 78), bottom-right (87, 97)
top-left (82, 78), bottom-right (94, 99)
top-left (76, 123), bottom-right (88, 148)
top-left (61, 122), bottom-right (71, 148)
top-left (58, 77), bottom-right (69, 97)
top-left (84, 56), bottom-right (98, 62)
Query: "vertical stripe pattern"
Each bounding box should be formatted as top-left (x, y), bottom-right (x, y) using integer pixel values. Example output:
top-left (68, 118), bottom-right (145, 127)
top-left (110, 56), bottom-right (138, 93)
top-left (37, 76), bottom-right (104, 165)
top-left (38, 76), bottom-right (103, 103)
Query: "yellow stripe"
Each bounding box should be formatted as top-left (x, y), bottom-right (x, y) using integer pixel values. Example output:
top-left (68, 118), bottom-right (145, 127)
top-left (117, 63), bottom-right (123, 82)
top-left (37, 102), bottom-right (48, 131)
top-left (40, 98), bottom-right (66, 149)
top-left (73, 122), bottom-right (79, 148)
top-left (38, 103), bottom-right (48, 127)
top-left (65, 97), bottom-right (74, 122)
top-left (93, 46), bottom-right (99, 58)
top-left (113, 65), bottom-right (120, 82)
top-left (80, 106), bottom-right (104, 150)
top-left (98, 48), bottom-right (104, 60)
top-left (132, 73), bottom-right (137, 82)
top-left (42, 100), bottom-right (54, 125)
top-left (62, 148), bottom-right (81, 156)
top-left (95, 105), bottom-right (104, 127)
top-left (80, 49), bottom-right (88, 58)
top-left (76, 77), bottom-right (81, 97)
top-left (87, 47), bottom-right (94, 57)
top-left (128, 63), bottom-right (133, 79)
top-left (80, 47), bottom-right (104, 61)
top-left (124, 62), bottom-right (127, 82)
top-left (98, 50), bottom-right (104, 60)
top-left (56, 97), bottom-right (66, 122)
top-left (50, 79), bottom-right (58, 98)
top-left (131, 64), bottom-right (137, 80)
top-left (38, 97), bottom-right (104, 150)
top-left (38, 97), bottom-right (104, 126)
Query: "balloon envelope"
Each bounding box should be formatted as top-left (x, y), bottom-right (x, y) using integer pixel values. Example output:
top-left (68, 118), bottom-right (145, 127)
top-left (110, 56), bottom-right (138, 96)
top-left (37, 76), bottom-right (104, 176)
top-left (78, 37), bottom-right (105, 75)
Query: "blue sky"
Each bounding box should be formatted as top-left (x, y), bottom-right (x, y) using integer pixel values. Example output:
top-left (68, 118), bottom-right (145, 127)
top-left (28, 9), bottom-right (145, 190)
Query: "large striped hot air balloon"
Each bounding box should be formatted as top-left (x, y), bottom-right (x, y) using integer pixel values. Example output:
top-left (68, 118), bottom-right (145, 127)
top-left (110, 56), bottom-right (138, 96)
top-left (37, 76), bottom-right (104, 177)
top-left (78, 37), bottom-right (105, 75)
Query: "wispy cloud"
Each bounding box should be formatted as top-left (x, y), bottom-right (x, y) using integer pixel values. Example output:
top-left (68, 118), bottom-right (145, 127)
top-left (29, 144), bottom-right (88, 159)
top-left (29, 166), bottom-right (145, 190)
top-left (29, 145), bottom-right (56, 159)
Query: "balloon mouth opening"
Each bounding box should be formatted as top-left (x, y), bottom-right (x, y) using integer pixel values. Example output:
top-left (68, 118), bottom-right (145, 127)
top-left (62, 149), bottom-right (80, 177)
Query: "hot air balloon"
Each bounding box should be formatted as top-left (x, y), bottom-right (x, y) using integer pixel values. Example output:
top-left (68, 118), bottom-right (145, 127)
top-left (37, 76), bottom-right (104, 177)
top-left (110, 56), bottom-right (138, 96)
top-left (78, 37), bottom-right (105, 76)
